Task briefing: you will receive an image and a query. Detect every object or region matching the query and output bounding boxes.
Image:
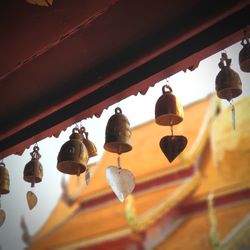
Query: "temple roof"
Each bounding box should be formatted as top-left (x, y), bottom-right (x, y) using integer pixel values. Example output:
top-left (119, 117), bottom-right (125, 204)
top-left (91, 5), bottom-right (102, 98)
top-left (156, 201), bottom-right (250, 250)
top-left (27, 95), bottom-right (250, 249)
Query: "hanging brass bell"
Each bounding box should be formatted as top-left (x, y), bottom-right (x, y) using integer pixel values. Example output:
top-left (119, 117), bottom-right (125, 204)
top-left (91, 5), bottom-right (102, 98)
top-left (0, 162), bottom-right (10, 194)
top-left (216, 52), bottom-right (242, 101)
top-left (80, 127), bottom-right (98, 158)
top-left (57, 128), bottom-right (89, 175)
top-left (239, 32), bottom-right (250, 72)
top-left (155, 85), bottom-right (184, 126)
top-left (104, 107), bottom-right (132, 154)
top-left (23, 146), bottom-right (43, 187)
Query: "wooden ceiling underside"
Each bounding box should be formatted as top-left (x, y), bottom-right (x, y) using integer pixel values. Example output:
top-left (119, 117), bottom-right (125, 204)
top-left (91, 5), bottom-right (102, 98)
top-left (0, 0), bottom-right (249, 158)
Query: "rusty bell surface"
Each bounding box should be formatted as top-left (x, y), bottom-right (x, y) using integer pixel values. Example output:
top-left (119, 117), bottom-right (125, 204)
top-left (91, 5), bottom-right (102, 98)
top-left (57, 128), bottom-right (89, 175)
top-left (155, 85), bottom-right (184, 126)
top-left (0, 162), bottom-right (10, 194)
top-left (239, 35), bottom-right (250, 72)
top-left (23, 146), bottom-right (43, 187)
top-left (216, 53), bottom-right (242, 101)
top-left (104, 107), bottom-right (132, 154)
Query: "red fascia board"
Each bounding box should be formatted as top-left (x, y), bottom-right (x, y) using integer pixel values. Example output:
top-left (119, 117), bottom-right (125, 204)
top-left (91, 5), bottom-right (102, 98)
top-left (0, 5), bottom-right (249, 158)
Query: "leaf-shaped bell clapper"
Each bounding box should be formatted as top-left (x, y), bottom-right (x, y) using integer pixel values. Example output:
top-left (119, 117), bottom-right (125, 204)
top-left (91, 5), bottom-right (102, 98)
top-left (0, 162), bottom-right (10, 195)
top-left (57, 128), bottom-right (89, 175)
top-left (104, 107), bottom-right (132, 154)
top-left (216, 53), bottom-right (242, 101)
top-left (239, 31), bottom-right (250, 72)
top-left (106, 166), bottom-right (135, 202)
top-left (23, 146), bottom-right (43, 187)
top-left (160, 135), bottom-right (188, 163)
top-left (80, 127), bottom-right (98, 158)
top-left (155, 85), bottom-right (184, 126)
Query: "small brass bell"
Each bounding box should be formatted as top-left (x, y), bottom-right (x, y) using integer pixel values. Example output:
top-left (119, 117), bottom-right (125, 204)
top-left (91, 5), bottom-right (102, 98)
top-left (57, 128), bottom-right (89, 175)
top-left (155, 85), bottom-right (184, 126)
top-left (216, 52), bottom-right (242, 101)
top-left (239, 31), bottom-right (250, 72)
top-left (23, 146), bottom-right (43, 187)
top-left (104, 107), bottom-right (132, 154)
top-left (0, 162), bottom-right (10, 195)
top-left (155, 83), bottom-right (187, 163)
top-left (80, 127), bottom-right (98, 158)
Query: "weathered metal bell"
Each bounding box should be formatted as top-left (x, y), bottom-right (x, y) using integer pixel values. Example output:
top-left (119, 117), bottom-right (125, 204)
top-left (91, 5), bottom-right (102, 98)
top-left (104, 107), bottom-right (132, 154)
top-left (239, 34), bottom-right (250, 72)
top-left (216, 53), bottom-right (242, 101)
top-left (23, 146), bottom-right (43, 187)
top-left (57, 128), bottom-right (89, 175)
top-left (80, 128), bottom-right (98, 158)
top-left (155, 85), bottom-right (184, 126)
top-left (0, 162), bottom-right (10, 194)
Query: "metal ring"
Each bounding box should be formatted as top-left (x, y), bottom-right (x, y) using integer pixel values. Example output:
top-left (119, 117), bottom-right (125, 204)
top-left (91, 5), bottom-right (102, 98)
top-left (115, 107), bottom-right (122, 114)
top-left (162, 84), bottom-right (172, 93)
top-left (33, 146), bottom-right (39, 152)
top-left (80, 127), bottom-right (86, 135)
top-left (73, 127), bottom-right (80, 133)
top-left (241, 37), bottom-right (250, 46)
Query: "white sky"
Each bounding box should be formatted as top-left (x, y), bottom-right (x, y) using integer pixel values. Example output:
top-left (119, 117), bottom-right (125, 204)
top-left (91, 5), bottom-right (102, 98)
top-left (0, 42), bottom-right (250, 250)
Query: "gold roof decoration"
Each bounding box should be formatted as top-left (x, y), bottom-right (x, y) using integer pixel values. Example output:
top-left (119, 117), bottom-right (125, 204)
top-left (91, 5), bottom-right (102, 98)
top-left (210, 96), bottom-right (250, 182)
top-left (125, 171), bottom-right (201, 232)
top-left (26, 0), bottom-right (53, 7)
top-left (180, 95), bottom-right (219, 166)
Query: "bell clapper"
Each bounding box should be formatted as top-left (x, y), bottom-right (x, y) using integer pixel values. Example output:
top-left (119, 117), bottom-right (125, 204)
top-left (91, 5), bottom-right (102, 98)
top-left (85, 167), bottom-right (90, 186)
top-left (80, 125), bottom-right (97, 159)
top-left (230, 99), bottom-right (236, 130)
top-left (0, 200), bottom-right (6, 227)
top-left (76, 167), bottom-right (81, 186)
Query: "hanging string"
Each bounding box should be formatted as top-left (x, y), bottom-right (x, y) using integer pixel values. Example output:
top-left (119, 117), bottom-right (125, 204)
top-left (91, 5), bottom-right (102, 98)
top-left (30, 145), bottom-right (41, 160)
top-left (74, 123), bottom-right (79, 130)
top-left (230, 99), bottom-right (236, 130)
top-left (164, 78), bottom-right (171, 90)
top-left (80, 121), bottom-right (83, 129)
top-left (85, 167), bottom-right (90, 186)
top-left (77, 167), bottom-right (81, 185)
top-left (30, 144), bottom-right (40, 188)
top-left (117, 156), bottom-right (121, 170)
top-left (170, 125), bottom-right (174, 137)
